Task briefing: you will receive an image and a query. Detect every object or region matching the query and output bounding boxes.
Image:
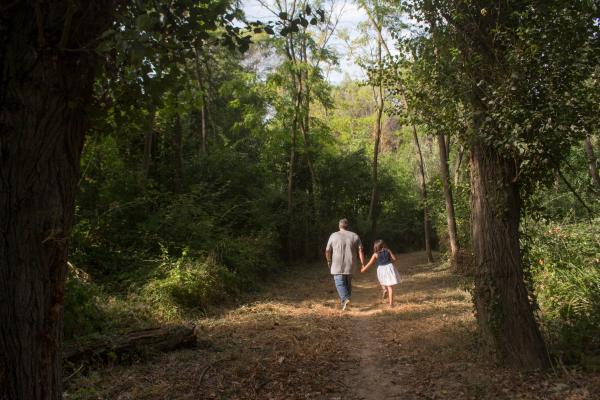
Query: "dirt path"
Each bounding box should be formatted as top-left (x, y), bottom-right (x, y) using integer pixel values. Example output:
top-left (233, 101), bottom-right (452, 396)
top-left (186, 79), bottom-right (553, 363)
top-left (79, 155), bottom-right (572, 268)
top-left (66, 252), bottom-right (599, 400)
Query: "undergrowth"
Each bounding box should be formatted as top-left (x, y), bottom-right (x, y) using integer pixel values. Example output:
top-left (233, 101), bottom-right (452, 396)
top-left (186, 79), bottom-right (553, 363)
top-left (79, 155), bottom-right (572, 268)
top-left (522, 217), bottom-right (600, 369)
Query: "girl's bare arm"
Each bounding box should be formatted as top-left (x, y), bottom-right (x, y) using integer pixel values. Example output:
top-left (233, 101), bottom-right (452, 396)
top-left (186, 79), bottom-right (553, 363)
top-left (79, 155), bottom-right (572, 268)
top-left (388, 249), bottom-right (397, 261)
top-left (361, 254), bottom-right (378, 272)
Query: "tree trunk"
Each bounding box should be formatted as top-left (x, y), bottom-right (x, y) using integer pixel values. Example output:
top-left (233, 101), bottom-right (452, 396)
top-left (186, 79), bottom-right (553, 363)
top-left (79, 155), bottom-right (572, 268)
top-left (193, 46), bottom-right (208, 154)
top-left (287, 81), bottom-right (300, 261)
top-left (411, 126), bottom-right (434, 263)
top-left (453, 144), bottom-right (465, 186)
top-left (172, 114), bottom-right (183, 193)
top-left (470, 140), bottom-right (549, 369)
top-left (142, 109), bottom-right (155, 181)
top-left (583, 135), bottom-right (600, 193)
top-left (201, 100), bottom-right (207, 153)
top-left (0, 2), bottom-right (112, 399)
top-left (368, 33), bottom-right (384, 239)
top-left (437, 134), bottom-right (459, 266)
top-left (300, 35), bottom-right (320, 261)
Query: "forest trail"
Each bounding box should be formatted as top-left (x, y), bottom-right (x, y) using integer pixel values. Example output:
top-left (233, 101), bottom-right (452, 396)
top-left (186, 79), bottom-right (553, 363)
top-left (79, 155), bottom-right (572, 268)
top-left (66, 252), bottom-right (598, 399)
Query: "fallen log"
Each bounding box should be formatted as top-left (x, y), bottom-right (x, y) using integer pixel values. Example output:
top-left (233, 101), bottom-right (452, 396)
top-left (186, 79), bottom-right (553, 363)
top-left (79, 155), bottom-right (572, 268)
top-left (63, 324), bottom-right (200, 366)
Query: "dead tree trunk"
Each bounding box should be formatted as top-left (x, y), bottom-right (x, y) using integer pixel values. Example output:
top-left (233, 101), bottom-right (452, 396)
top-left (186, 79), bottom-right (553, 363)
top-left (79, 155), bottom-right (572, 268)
top-left (437, 134), bottom-right (459, 266)
top-left (583, 135), bottom-right (600, 193)
top-left (63, 325), bottom-right (199, 366)
top-left (411, 126), bottom-right (434, 263)
top-left (0, 2), bottom-right (113, 399)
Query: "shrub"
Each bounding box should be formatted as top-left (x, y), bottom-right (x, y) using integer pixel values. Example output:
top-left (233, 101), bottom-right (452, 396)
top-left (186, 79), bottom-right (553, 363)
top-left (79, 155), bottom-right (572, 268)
top-left (522, 218), bottom-right (600, 366)
top-left (63, 265), bottom-right (107, 339)
top-left (140, 253), bottom-right (233, 320)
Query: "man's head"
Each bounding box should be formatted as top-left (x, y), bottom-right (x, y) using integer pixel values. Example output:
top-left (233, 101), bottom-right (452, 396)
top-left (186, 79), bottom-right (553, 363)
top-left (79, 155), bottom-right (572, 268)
top-left (338, 218), bottom-right (349, 230)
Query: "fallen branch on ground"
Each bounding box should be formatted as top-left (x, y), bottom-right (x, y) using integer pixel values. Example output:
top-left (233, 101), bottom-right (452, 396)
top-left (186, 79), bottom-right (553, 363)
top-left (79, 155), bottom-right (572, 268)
top-left (63, 324), bottom-right (200, 366)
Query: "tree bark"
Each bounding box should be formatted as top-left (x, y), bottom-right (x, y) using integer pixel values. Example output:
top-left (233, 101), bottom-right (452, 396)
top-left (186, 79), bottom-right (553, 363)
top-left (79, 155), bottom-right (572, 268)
top-left (437, 134), bottom-right (459, 266)
top-left (286, 76), bottom-right (300, 261)
top-left (193, 46), bottom-right (208, 154)
top-left (171, 114), bottom-right (183, 193)
top-left (0, 2), bottom-right (113, 399)
top-left (453, 144), bottom-right (465, 186)
top-left (297, 31), bottom-right (319, 260)
top-left (368, 30), bottom-right (385, 239)
top-left (142, 109), bottom-right (155, 181)
top-left (469, 139), bottom-right (549, 369)
top-left (583, 135), bottom-right (600, 193)
top-left (411, 126), bottom-right (434, 263)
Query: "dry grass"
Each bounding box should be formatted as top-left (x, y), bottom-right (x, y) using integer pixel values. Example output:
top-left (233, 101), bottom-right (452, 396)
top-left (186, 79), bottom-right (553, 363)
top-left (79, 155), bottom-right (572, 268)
top-left (65, 252), bottom-right (600, 400)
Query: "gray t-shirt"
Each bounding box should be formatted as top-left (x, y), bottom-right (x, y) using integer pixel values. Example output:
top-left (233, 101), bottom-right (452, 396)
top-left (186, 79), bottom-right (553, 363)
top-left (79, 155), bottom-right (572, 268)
top-left (326, 230), bottom-right (363, 275)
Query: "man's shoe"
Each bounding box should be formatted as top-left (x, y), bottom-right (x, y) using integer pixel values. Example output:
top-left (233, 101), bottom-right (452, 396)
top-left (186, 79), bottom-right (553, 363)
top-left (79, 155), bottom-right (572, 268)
top-left (342, 299), bottom-right (350, 311)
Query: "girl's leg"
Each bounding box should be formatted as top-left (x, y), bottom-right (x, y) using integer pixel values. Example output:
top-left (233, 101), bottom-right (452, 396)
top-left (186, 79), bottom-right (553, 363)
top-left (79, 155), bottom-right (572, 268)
top-left (387, 286), bottom-right (394, 307)
top-left (381, 285), bottom-right (387, 300)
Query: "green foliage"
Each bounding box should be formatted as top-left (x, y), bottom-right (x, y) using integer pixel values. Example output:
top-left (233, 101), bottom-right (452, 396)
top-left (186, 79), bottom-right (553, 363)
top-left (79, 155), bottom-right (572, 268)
top-left (522, 219), bottom-right (600, 366)
top-left (63, 269), bottom-right (107, 339)
top-left (141, 253), bottom-right (231, 320)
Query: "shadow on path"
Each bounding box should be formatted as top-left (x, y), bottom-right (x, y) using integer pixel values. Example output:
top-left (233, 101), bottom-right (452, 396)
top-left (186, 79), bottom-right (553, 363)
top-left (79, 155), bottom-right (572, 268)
top-left (65, 252), bottom-right (600, 400)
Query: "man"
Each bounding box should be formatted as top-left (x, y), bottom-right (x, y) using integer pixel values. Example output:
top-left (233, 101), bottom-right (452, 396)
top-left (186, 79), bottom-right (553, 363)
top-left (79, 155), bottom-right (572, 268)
top-left (325, 218), bottom-right (365, 310)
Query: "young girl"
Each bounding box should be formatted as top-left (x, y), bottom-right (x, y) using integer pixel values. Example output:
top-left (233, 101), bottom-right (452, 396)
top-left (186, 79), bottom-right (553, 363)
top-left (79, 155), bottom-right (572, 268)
top-left (360, 240), bottom-right (401, 307)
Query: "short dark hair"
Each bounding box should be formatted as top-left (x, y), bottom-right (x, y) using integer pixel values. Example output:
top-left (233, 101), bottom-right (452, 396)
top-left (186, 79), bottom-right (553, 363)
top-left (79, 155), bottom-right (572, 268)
top-left (373, 239), bottom-right (386, 253)
top-left (338, 218), bottom-right (349, 229)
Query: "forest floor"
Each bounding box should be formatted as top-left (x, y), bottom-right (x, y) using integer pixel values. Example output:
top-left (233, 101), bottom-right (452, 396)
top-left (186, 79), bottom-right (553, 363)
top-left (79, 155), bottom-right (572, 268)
top-left (66, 252), bottom-right (600, 399)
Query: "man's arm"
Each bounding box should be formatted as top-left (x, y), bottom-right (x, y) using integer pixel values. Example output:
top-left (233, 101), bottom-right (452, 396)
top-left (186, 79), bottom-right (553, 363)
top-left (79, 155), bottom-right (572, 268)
top-left (325, 248), bottom-right (333, 269)
top-left (358, 246), bottom-right (365, 266)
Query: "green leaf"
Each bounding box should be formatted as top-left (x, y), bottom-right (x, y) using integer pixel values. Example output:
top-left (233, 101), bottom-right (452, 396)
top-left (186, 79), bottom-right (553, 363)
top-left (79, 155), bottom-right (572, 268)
top-left (134, 13), bottom-right (157, 31)
top-left (278, 12), bottom-right (288, 20)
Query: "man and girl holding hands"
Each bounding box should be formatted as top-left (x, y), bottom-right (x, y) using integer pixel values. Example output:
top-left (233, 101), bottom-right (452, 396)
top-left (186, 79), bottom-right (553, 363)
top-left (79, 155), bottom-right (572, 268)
top-left (325, 218), bottom-right (402, 310)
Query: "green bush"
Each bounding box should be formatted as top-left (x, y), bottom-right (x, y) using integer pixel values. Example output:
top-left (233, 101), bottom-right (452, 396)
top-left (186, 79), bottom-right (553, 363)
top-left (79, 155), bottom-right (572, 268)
top-left (140, 252), bottom-right (234, 320)
top-left (522, 218), bottom-right (600, 366)
top-left (63, 266), bottom-right (107, 339)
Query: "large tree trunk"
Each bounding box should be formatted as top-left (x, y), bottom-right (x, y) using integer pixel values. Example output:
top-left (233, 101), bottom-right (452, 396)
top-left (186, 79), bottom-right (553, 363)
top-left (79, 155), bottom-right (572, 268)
top-left (470, 140), bottom-right (549, 369)
top-left (411, 126), bottom-right (434, 263)
top-left (0, 2), bottom-right (112, 399)
top-left (583, 135), bottom-right (600, 193)
top-left (437, 134), bottom-right (459, 266)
